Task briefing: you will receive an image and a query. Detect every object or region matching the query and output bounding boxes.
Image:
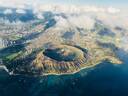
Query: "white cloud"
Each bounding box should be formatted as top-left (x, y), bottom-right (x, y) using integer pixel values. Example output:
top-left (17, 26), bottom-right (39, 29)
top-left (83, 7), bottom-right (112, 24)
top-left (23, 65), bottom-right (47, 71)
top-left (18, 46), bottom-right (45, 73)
top-left (96, 12), bottom-right (128, 29)
top-left (0, 2), bottom-right (126, 29)
top-left (0, 0), bottom-right (28, 8)
top-left (36, 13), bottom-right (44, 19)
top-left (68, 15), bottom-right (95, 29)
top-left (54, 15), bottom-right (69, 28)
top-left (107, 7), bottom-right (120, 14)
top-left (16, 9), bottom-right (26, 14)
top-left (54, 14), bottom-right (95, 30)
top-left (32, 5), bottom-right (121, 14)
top-left (3, 9), bottom-right (13, 14)
top-left (0, 0), bottom-right (121, 14)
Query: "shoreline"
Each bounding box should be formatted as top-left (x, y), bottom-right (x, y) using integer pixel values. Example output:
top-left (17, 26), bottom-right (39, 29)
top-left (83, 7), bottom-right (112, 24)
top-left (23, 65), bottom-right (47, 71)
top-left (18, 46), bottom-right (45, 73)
top-left (7, 59), bottom-right (122, 77)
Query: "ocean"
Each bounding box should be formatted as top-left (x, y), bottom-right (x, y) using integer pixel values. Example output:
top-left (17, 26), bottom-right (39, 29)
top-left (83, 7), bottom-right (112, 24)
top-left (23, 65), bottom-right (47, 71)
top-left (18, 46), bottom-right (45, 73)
top-left (0, 50), bottom-right (128, 96)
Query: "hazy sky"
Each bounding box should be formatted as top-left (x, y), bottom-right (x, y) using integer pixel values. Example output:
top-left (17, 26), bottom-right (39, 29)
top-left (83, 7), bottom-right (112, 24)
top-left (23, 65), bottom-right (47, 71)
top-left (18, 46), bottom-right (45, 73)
top-left (42, 0), bottom-right (127, 4)
top-left (40, 0), bottom-right (127, 7)
top-left (0, 0), bottom-right (127, 9)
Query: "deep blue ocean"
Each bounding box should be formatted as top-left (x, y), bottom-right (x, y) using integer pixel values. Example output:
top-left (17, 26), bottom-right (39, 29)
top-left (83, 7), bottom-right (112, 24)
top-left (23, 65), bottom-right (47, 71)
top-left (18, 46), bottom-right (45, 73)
top-left (0, 50), bottom-right (128, 96)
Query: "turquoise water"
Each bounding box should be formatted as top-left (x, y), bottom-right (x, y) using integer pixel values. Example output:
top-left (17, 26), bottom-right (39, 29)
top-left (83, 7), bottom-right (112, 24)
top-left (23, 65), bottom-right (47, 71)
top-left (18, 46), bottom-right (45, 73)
top-left (0, 50), bottom-right (128, 96)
